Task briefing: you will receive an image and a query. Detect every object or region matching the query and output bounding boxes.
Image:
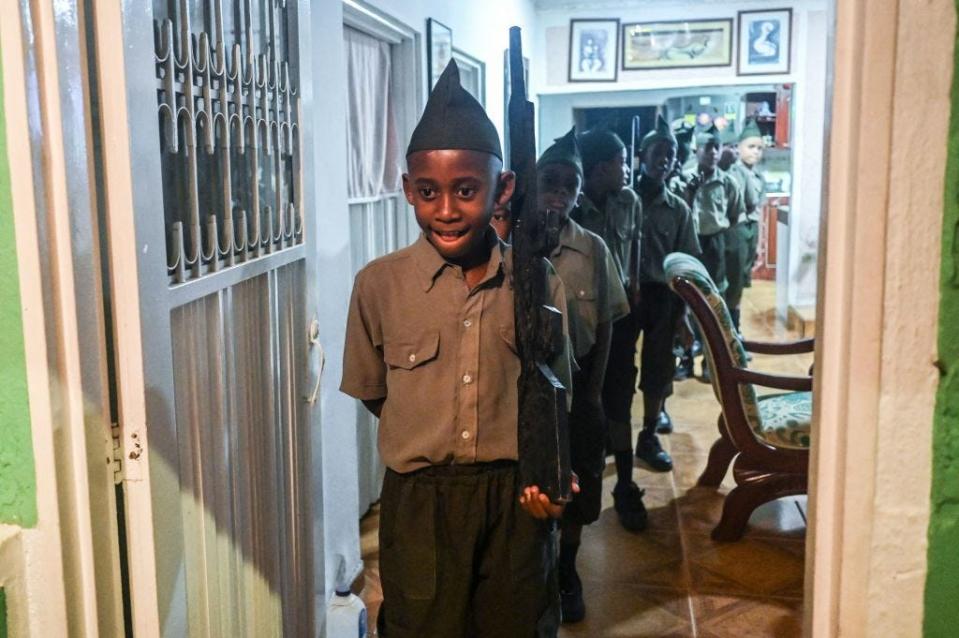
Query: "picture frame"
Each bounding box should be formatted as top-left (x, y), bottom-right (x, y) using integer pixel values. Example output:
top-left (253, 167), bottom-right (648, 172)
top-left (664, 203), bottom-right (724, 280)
top-left (568, 19), bottom-right (619, 82)
top-left (427, 18), bottom-right (453, 90)
top-left (621, 19), bottom-right (733, 71)
top-left (737, 9), bottom-right (792, 76)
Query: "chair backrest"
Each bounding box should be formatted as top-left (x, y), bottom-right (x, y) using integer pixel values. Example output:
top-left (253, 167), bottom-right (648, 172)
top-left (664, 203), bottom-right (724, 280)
top-left (664, 252), bottom-right (762, 438)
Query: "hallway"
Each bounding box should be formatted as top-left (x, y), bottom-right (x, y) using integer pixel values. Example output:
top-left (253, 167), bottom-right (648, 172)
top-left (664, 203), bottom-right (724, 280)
top-left (359, 281), bottom-right (811, 636)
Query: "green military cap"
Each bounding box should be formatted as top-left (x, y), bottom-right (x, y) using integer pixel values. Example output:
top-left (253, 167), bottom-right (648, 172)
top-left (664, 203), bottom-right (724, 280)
top-left (739, 118), bottom-right (763, 142)
top-left (640, 114), bottom-right (677, 154)
top-left (719, 125), bottom-right (739, 146)
top-left (407, 59), bottom-right (503, 160)
top-left (577, 124), bottom-right (626, 175)
top-left (537, 127), bottom-right (583, 177)
top-left (696, 123), bottom-right (721, 147)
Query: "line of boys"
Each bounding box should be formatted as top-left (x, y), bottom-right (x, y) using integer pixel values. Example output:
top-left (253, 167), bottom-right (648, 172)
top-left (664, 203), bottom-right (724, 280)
top-left (341, 60), bottom-right (761, 636)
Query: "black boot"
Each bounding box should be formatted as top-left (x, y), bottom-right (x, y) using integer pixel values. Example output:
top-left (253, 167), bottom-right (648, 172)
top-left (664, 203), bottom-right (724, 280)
top-left (657, 409), bottom-right (673, 434)
top-left (635, 428), bottom-right (673, 472)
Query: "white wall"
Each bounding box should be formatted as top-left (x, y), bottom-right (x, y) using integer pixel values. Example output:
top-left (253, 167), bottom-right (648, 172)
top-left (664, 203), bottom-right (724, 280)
top-left (308, 0), bottom-right (536, 626)
top-left (364, 0), bottom-right (539, 146)
top-left (534, 0), bottom-right (829, 315)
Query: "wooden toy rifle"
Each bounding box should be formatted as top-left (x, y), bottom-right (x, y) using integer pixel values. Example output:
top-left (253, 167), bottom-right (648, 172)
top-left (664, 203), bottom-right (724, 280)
top-left (508, 26), bottom-right (572, 503)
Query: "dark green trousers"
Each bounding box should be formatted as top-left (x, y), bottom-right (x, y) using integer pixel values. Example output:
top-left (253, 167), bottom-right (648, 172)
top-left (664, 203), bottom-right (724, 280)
top-left (723, 221), bottom-right (759, 311)
top-left (698, 232), bottom-right (727, 293)
top-left (379, 462), bottom-right (560, 638)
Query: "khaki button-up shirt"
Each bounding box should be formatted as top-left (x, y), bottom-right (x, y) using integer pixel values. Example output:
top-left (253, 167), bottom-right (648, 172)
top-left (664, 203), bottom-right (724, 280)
top-left (340, 231), bottom-right (573, 474)
top-left (683, 168), bottom-right (745, 236)
top-left (570, 187), bottom-right (642, 289)
top-left (728, 160), bottom-right (766, 223)
top-left (640, 186), bottom-right (702, 284)
top-left (549, 220), bottom-right (630, 360)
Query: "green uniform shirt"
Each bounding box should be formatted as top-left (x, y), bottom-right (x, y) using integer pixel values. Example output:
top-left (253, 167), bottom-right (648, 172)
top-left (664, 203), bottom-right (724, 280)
top-left (340, 230), bottom-right (573, 473)
top-left (570, 187), bottom-right (642, 289)
top-left (683, 167), bottom-right (745, 236)
top-left (549, 220), bottom-right (630, 360)
top-left (728, 160), bottom-right (765, 223)
top-left (640, 187), bottom-right (702, 284)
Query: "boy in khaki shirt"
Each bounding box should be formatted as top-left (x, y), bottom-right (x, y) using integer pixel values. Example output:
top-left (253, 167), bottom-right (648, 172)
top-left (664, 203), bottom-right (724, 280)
top-left (570, 128), bottom-right (651, 534)
top-left (341, 60), bottom-right (573, 638)
top-left (725, 118), bottom-right (767, 334)
top-left (537, 129), bottom-right (630, 623)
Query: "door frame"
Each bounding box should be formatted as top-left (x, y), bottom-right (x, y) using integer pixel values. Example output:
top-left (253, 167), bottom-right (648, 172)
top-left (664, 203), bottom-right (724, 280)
top-left (807, 1), bottom-right (954, 635)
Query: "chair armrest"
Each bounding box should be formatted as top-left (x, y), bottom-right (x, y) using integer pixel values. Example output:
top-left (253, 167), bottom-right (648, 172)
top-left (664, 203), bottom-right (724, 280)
top-left (730, 367), bottom-right (814, 392)
top-left (741, 338), bottom-right (815, 355)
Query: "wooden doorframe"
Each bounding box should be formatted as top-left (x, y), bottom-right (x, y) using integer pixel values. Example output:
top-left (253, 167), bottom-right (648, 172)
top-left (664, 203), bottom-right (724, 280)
top-left (807, 1), bottom-right (954, 635)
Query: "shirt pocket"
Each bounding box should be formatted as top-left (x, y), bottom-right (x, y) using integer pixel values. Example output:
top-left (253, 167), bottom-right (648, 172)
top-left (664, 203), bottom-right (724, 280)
top-left (383, 331), bottom-right (440, 370)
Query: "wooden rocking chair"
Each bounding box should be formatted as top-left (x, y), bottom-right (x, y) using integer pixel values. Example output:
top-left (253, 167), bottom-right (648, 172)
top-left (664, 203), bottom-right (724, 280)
top-left (664, 253), bottom-right (815, 542)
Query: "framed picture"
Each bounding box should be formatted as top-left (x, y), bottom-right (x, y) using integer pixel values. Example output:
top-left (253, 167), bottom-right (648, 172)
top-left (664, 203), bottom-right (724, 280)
top-left (621, 20), bottom-right (733, 71)
top-left (568, 19), bottom-right (619, 82)
top-left (427, 18), bottom-right (453, 90)
top-left (737, 9), bottom-right (792, 75)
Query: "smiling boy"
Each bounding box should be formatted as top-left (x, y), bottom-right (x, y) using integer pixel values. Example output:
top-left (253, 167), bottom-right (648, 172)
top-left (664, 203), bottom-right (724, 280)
top-left (537, 129), bottom-right (629, 623)
top-left (341, 61), bottom-right (572, 637)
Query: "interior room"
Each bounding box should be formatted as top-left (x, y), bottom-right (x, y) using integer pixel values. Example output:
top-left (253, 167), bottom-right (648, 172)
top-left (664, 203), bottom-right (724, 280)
top-left (0, 0), bottom-right (956, 637)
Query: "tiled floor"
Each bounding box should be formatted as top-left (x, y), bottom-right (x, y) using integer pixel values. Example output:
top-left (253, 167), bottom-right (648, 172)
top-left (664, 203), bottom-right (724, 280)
top-left (358, 280), bottom-right (813, 637)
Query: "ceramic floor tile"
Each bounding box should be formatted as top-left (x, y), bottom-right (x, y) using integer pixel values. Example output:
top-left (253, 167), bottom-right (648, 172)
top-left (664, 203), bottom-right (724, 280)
top-left (559, 585), bottom-right (694, 638)
top-left (692, 594), bottom-right (803, 638)
top-left (579, 511), bottom-right (689, 591)
top-left (685, 533), bottom-right (805, 598)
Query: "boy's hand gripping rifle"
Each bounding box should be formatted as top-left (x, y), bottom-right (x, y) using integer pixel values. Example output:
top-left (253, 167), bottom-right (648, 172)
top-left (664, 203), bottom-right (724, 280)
top-left (508, 27), bottom-right (572, 503)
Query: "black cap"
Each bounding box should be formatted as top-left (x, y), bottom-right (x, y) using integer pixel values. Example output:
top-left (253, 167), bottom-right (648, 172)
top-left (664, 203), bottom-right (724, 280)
top-left (578, 125), bottom-right (626, 176)
top-left (407, 60), bottom-right (503, 160)
top-left (536, 127), bottom-right (583, 178)
top-left (640, 114), bottom-right (677, 154)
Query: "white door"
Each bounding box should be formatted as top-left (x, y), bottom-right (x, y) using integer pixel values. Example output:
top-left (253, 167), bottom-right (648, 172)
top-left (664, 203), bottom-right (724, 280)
top-left (91, 1), bottom-right (320, 635)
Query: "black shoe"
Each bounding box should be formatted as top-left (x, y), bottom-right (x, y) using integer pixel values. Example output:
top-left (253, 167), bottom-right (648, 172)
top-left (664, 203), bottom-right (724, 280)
top-left (691, 339), bottom-right (703, 357)
top-left (635, 431), bottom-right (673, 472)
top-left (656, 410), bottom-right (673, 434)
top-left (560, 568), bottom-right (586, 623)
top-left (674, 355), bottom-right (694, 381)
top-left (612, 482), bottom-right (648, 532)
top-left (700, 360), bottom-right (712, 384)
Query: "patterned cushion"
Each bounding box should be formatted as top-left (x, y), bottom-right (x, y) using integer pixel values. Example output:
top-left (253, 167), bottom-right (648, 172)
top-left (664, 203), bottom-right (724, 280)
top-left (757, 392), bottom-right (812, 449)
top-left (664, 252), bottom-right (810, 451)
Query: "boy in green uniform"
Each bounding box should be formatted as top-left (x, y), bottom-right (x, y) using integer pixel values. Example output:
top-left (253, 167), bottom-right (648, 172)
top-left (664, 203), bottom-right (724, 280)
top-left (537, 129), bottom-right (630, 623)
top-left (341, 61), bottom-right (573, 638)
top-left (633, 115), bottom-right (701, 464)
top-left (570, 128), bottom-right (654, 533)
top-left (724, 118), bottom-right (766, 334)
top-left (683, 124), bottom-right (744, 379)
top-left (669, 122), bottom-right (699, 381)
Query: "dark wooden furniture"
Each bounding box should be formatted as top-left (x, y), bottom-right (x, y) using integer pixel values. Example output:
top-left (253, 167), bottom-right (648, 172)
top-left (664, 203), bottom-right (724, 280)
top-left (665, 253), bottom-right (815, 541)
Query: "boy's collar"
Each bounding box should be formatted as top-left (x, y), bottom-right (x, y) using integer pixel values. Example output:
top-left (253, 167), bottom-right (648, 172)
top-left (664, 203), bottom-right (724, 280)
top-left (412, 228), bottom-right (504, 292)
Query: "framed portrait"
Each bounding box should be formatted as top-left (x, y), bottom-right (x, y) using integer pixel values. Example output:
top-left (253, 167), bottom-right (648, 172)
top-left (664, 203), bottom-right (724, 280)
top-left (621, 20), bottom-right (733, 71)
top-left (568, 19), bottom-right (619, 82)
top-left (427, 18), bottom-right (453, 90)
top-left (737, 9), bottom-right (792, 75)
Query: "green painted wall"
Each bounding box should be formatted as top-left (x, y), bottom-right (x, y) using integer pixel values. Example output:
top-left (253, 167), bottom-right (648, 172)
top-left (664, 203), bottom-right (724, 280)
top-left (0, 588), bottom-right (6, 638)
top-left (924, 5), bottom-right (959, 636)
top-left (0, 52), bottom-right (37, 526)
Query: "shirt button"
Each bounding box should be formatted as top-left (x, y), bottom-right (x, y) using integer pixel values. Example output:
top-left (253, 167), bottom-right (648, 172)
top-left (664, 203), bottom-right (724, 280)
top-left (462, 374), bottom-right (473, 384)
top-left (461, 430), bottom-right (471, 440)
top-left (408, 353), bottom-right (416, 363)
top-left (578, 289), bottom-right (586, 297)
top-left (463, 319), bottom-right (472, 328)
